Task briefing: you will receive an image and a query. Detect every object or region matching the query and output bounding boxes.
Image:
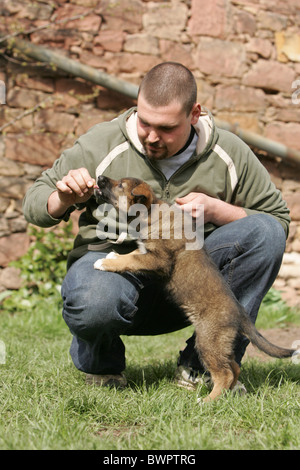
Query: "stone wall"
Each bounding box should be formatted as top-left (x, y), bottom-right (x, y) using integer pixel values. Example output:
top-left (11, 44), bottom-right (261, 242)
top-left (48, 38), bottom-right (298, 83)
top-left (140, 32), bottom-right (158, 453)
top-left (0, 0), bottom-right (299, 306)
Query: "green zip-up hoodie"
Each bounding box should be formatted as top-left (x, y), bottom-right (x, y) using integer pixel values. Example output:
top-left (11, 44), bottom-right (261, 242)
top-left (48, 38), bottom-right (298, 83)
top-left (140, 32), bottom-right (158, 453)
top-left (23, 107), bottom-right (290, 268)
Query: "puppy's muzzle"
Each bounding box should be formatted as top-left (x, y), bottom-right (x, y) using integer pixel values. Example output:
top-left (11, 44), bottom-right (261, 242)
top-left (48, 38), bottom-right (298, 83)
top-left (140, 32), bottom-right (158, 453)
top-left (94, 175), bottom-right (113, 203)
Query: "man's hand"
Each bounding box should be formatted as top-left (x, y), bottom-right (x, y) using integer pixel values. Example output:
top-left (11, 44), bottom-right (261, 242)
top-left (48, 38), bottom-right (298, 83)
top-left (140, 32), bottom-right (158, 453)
top-left (175, 192), bottom-right (247, 226)
top-left (47, 168), bottom-right (96, 218)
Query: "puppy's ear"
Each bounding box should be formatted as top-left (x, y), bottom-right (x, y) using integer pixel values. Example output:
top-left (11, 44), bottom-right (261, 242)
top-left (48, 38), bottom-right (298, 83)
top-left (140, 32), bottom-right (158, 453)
top-left (131, 184), bottom-right (153, 209)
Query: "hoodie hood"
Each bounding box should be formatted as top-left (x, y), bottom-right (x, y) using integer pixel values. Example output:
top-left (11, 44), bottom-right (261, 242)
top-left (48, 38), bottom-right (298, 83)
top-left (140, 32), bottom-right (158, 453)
top-left (193, 108), bottom-right (216, 155)
top-left (123, 107), bottom-right (217, 159)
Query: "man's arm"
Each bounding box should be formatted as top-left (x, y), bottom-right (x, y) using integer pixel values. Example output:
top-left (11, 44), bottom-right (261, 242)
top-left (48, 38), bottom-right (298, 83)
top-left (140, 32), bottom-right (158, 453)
top-left (175, 192), bottom-right (247, 226)
top-left (23, 136), bottom-right (97, 228)
top-left (176, 134), bottom-right (290, 236)
top-left (47, 168), bottom-right (95, 219)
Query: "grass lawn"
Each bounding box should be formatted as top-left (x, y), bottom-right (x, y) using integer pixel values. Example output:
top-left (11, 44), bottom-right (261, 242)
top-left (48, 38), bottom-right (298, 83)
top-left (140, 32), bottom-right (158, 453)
top-left (0, 291), bottom-right (300, 451)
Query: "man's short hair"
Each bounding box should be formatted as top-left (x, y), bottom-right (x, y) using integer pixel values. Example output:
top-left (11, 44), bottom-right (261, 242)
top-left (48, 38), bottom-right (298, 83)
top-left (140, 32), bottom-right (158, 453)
top-left (138, 62), bottom-right (197, 115)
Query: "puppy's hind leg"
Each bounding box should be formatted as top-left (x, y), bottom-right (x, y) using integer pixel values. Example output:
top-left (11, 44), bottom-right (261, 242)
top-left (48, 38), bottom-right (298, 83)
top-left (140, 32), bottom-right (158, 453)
top-left (203, 360), bottom-right (240, 402)
top-left (199, 358), bottom-right (240, 403)
top-left (229, 360), bottom-right (240, 391)
top-left (194, 334), bottom-right (240, 402)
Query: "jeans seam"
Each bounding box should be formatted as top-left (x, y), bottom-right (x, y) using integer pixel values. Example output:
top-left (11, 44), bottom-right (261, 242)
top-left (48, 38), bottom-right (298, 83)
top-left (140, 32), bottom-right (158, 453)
top-left (121, 288), bottom-right (141, 322)
top-left (234, 241), bottom-right (244, 255)
top-left (207, 241), bottom-right (244, 256)
top-left (227, 257), bottom-right (235, 287)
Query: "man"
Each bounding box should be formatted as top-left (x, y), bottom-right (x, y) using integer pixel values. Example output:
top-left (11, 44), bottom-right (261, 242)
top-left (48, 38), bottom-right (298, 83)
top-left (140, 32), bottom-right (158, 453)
top-left (23, 62), bottom-right (290, 391)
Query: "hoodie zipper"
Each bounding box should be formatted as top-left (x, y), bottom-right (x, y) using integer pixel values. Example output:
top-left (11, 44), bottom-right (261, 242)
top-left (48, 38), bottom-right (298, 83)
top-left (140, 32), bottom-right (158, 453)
top-left (147, 154), bottom-right (198, 202)
top-left (164, 182), bottom-right (170, 200)
top-left (165, 154), bottom-right (198, 200)
top-left (147, 160), bottom-right (171, 200)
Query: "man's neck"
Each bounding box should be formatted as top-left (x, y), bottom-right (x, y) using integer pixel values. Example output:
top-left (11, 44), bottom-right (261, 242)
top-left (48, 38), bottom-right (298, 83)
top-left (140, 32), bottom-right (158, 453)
top-left (172, 126), bottom-right (196, 157)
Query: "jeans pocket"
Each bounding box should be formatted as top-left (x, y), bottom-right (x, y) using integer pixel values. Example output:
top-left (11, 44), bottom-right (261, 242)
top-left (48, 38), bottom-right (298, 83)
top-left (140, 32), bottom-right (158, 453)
top-left (207, 241), bottom-right (244, 268)
top-left (121, 271), bottom-right (145, 290)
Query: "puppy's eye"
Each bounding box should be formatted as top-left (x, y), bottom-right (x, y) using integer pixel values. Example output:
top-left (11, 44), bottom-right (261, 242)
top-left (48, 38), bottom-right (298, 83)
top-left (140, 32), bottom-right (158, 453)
top-left (118, 182), bottom-right (123, 188)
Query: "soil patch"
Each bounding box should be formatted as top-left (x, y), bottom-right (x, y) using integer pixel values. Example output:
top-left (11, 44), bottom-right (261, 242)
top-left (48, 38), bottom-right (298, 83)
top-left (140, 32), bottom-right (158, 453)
top-left (244, 327), bottom-right (300, 362)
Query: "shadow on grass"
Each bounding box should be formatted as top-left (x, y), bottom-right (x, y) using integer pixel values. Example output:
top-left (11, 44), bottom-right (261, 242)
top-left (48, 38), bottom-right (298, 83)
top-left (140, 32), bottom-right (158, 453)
top-left (240, 359), bottom-right (300, 394)
top-left (125, 360), bottom-right (177, 390)
top-left (124, 357), bottom-right (300, 396)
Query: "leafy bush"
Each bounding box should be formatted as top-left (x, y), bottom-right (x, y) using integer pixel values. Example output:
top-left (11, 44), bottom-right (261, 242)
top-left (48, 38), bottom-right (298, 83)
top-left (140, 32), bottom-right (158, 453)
top-left (257, 287), bottom-right (300, 328)
top-left (2, 222), bottom-right (74, 314)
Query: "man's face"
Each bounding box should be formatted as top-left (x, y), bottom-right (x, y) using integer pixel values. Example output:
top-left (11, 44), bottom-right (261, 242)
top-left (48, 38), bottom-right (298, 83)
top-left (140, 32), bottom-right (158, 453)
top-left (137, 94), bottom-right (201, 160)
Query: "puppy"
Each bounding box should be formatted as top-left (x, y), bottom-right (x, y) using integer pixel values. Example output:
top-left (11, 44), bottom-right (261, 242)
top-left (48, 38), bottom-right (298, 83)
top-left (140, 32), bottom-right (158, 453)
top-left (94, 175), bottom-right (297, 402)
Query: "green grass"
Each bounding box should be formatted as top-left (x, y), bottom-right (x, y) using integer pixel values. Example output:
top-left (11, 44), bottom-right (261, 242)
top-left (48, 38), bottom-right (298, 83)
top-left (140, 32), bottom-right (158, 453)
top-left (0, 294), bottom-right (300, 450)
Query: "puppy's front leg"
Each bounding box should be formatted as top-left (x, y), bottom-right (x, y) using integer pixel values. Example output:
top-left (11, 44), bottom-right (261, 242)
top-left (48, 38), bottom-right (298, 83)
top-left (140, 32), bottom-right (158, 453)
top-left (94, 250), bottom-right (144, 273)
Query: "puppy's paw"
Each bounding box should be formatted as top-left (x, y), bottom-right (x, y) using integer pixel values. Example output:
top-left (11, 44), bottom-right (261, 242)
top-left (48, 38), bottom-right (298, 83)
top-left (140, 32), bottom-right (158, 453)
top-left (106, 251), bottom-right (118, 259)
top-left (94, 258), bottom-right (106, 271)
top-left (94, 253), bottom-right (119, 271)
top-left (197, 396), bottom-right (211, 405)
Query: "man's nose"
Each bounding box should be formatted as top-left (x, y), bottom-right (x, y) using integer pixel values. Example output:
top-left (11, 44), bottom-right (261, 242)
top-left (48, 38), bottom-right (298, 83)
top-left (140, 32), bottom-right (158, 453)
top-left (148, 129), bottom-right (160, 143)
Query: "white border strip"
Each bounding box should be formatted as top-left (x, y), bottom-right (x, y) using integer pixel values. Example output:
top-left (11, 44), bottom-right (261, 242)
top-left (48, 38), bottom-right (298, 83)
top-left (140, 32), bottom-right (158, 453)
top-left (213, 144), bottom-right (238, 192)
top-left (96, 141), bottom-right (129, 178)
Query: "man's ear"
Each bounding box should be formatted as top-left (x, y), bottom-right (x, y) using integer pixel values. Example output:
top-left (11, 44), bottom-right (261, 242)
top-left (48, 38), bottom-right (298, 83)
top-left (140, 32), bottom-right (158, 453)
top-left (131, 184), bottom-right (153, 209)
top-left (191, 103), bottom-right (201, 125)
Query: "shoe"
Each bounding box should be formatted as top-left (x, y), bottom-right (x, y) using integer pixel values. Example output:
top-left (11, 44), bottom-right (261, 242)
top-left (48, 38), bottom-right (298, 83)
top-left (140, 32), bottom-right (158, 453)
top-left (85, 372), bottom-right (127, 389)
top-left (175, 365), bottom-right (247, 396)
top-left (231, 380), bottom-right (247, 396)
top-left (175, 365), bottom-right (211, 391)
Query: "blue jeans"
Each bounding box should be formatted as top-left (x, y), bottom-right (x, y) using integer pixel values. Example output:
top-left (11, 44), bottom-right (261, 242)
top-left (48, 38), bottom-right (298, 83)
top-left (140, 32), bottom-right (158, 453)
top-left (61, 214), bottom-right (286, 374)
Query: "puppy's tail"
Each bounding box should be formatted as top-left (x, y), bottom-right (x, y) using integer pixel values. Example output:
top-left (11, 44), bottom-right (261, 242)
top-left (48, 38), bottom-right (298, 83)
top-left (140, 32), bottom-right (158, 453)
top-left (240, 313), bottom-right (296, 359)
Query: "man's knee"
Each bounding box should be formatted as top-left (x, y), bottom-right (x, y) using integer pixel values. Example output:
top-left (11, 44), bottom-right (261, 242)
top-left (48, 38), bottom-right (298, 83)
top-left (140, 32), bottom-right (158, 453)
top-left (207, 214), bottom-right (286, 258)
top-left (245, 214), bottom-right (286, 263)
top-left (61, 267), bottom-right (139, 338)
top-left (205, 213), bottom-right (287, 290)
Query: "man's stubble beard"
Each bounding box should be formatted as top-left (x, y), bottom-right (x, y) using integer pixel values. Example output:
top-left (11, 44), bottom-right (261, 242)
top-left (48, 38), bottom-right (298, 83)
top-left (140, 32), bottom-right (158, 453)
top-left (144, 144), bottom-right (169, 161)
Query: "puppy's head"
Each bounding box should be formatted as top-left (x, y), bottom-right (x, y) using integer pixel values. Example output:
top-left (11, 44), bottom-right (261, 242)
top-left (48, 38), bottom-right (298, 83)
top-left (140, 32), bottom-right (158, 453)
top-left (95, 175), bottom-right (156, 211)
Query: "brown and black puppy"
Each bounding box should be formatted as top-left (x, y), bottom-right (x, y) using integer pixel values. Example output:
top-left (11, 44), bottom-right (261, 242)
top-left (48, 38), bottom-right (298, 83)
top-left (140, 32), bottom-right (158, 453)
top-left (94, 175), bottom-right (297, 402)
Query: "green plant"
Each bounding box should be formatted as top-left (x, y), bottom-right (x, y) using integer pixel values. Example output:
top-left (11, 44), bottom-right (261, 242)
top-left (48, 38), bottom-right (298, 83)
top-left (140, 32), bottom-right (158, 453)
top-left (257, 288), bottom-right (300, 329)
top-left (2, 222), bottom-right (73, 314)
